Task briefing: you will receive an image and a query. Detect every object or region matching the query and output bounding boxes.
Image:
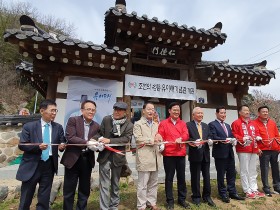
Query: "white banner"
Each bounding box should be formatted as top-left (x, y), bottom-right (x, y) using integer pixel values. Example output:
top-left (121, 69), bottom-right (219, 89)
top-left (125, 74), bottom-right (196, 100)
top-left (65, 76), bottom-right (118, 126)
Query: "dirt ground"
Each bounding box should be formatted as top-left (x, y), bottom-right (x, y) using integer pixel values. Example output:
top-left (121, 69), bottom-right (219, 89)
top-left (1, 177), bottom-right (280, 210)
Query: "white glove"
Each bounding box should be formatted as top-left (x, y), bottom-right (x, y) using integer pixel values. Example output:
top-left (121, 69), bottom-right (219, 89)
top-left (243, 136), bottom-right (251, 146)
top-left (159, 143), bottom-right (165, 153)
top-left (230, 138), bottom-right (237, 146)
top-left (243, 136), bottom-right (250, 141)
top-left (87, 141), bottom-right (99, 151)
top-left (208, 139), bottom-right (213, 146)
top-left (255, 136), bottom-right (262, 141)
top-left (195, 139), bottom-right (202, 148)
top-left (278, 153), bottom-right (280, 162)
top-left (96, 142), bottom-right (105, 151)
top-left (226, 138), bottom-right (232, 143)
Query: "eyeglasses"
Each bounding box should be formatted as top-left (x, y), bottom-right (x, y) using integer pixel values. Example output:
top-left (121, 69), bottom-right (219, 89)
top-left (83, 108), bottom-right (96, 112)
top-left (50, 109), bottom-right (58, 113)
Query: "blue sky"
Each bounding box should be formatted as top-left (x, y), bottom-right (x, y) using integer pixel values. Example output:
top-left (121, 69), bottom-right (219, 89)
top-left (8, 0), bottom-right (280, 99)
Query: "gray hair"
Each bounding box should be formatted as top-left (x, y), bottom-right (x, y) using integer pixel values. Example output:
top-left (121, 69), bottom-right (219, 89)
top-left (192, 107), bottom-right (203, 114)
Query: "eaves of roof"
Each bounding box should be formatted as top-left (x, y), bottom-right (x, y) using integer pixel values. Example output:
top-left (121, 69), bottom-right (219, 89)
top-left (104, 7), bottom-right (227, 52)
top-left (196, 60), bottom-right (275, 86)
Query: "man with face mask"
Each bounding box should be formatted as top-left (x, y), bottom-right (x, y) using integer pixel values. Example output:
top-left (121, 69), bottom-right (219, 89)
top-left (231, 105), bottom-right (265, 199)
top-left (95, 102), bottom-right (133, 210)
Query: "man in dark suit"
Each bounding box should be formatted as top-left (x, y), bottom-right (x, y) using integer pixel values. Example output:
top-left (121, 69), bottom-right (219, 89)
top-left (94, 102), bottom-right (133, 210)
top-left (209, 106), bottom-right (245, 203)
top-left (61, 100), bottom-right (100, 210)
top-left (187, 107), bottom-right (215, 207)
top-left (16, 99), bottom-right (66, 210)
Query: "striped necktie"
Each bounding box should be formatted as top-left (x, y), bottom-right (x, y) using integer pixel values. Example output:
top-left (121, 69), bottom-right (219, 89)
top-left (221, 122), bottom-right (228, 137)
top-left (41, 123), bottom-right (50, 161)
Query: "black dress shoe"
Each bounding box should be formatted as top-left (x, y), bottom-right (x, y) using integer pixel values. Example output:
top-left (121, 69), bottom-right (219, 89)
top-left (178, 201), bottom-right (190, 209)
top-left (263, 190), bottom-right (273, 197)
top-left (192, 198), bottom-right (201, 206)
top-left (166, 203), bottom-right (174, 210)
top-left (221, 196), bottom-right (230, 203)
top-left (229, 194), bottom-right (245, 200)
top-left (265, 192), bottom-right (272, 197)
top-left (203, 197), bottom-right (216, 207)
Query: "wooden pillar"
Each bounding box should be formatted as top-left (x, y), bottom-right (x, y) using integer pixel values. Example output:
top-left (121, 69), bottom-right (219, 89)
top-left (46, 75), bottom-right (58, 100)
top-left (188, 62), bottom-right (197, 120)
top-left (33, 60), bottom-right (60, 100)
top-left (123, 95), bottom-right (132, 120)
top-left (233, 86), bottom-right (249, 115)
top-left (123, 49), bottom-right (132, 120)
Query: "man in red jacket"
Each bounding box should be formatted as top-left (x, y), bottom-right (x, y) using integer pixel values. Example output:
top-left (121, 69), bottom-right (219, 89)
top-left (158, 102), bottom-right (189, 210)
top-left (253, 105), bottom-right (280, 196)
top-left (231, 105), bottom-right (265, 199)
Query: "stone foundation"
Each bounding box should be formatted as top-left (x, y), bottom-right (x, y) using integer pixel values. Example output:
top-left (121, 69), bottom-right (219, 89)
top-left (0, 125), bottom-right (23, 167)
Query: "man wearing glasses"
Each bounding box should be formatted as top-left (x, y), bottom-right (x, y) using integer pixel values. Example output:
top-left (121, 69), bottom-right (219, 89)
top-left (61, 100), bottom-right (100, 210)
top-left (17, 99), bottom-right (66, 210)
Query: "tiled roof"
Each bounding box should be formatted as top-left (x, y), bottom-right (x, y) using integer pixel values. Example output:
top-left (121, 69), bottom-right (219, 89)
top-left (105, 7), bottom-right (227, 51)
top-left (16, 61), bottom-right (47, 96)
top-left (4, 29), bottom-right (131, 71)
top-left (196, 60), bottom-right (275, 86)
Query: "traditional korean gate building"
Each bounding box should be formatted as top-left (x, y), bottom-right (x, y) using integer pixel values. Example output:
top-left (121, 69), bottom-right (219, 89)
top-left (3, 0), bottom-right (275, 125)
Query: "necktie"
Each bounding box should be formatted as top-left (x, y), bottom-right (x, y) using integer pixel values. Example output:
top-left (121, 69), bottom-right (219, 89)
top-left (221, 122), bottom-right (228, 137)
top-left (197, 123), bottom-right (202, 139)
top-left (41, 123), bottom-right (50, 161)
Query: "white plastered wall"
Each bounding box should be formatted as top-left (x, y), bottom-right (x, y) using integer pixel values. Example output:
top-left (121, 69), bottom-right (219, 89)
top-left (181, 101), bottom-right (190, 122)
top-left (196, 89), bottom-right (207, 104)
top-left (227, 93), bottom-right (237, 106)
top-left (55, 76), bottom-right (69, 126)
top-left (202, 108), bottom-right (238, 125)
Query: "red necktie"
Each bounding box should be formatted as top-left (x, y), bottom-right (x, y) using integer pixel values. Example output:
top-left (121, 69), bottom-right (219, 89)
top-left (221, 122), bottom-right (228, 137)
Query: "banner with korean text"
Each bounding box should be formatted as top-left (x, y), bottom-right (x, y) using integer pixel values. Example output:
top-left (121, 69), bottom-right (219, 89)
top-left (64, 76), bottom-right (117, 126)
top-left (125, 74), bottom-right (196, 100)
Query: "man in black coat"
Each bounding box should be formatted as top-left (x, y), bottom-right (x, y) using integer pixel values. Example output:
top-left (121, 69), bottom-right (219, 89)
top-left (208, 106), bottom-right (244, 203)
top-left (187, 107), bottom-right (215, 207)
top-left (16, 99), bottom-right (66, 210)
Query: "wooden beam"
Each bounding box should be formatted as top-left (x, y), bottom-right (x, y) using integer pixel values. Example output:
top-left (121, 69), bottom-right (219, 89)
top-left (197, 81), bottom-right (236, 92)
top-left (56, 92), bottom-right (67, 99)
top-left (33, 60), bottom-right (124, 81)
top-left (132, 57), bottom-right (189, 69)
top-left (198, 103), bottom-right (237, 110)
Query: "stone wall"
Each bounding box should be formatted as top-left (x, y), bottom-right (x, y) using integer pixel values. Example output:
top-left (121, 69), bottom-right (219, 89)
top-left (0, 125), bottom-right (23, 167)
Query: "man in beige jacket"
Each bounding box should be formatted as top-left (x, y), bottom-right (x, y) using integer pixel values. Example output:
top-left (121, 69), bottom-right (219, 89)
top-left (133, 102), bottom-right (163, 210)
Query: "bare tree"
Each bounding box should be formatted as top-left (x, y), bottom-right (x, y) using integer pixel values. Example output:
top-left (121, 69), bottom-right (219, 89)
top-left (0, 63), bottom-right (30, 114)
top-left (0, 0), bottom-right (76, 114)
top-left (243, 90), bottom-right (280, 125)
